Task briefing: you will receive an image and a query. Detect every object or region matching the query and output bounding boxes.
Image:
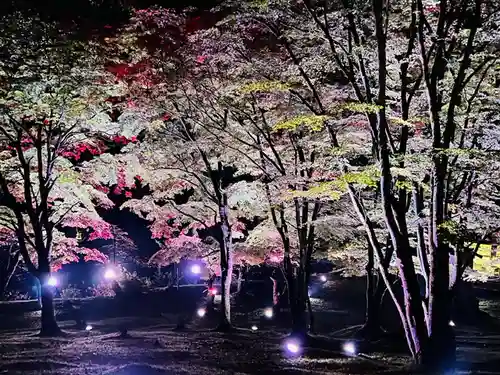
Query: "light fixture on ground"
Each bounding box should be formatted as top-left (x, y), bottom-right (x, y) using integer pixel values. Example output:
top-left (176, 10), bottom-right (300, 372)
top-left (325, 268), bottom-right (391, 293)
top-left (342, 341), bottom-right (357, 356)
top-left (320, 275), bottom-right (327, 282)
top-left (197, 308), bottom-right (206, 317)
top-left (191, 264), bottom-right (201, 275)
top-left (104, 268), bottom-right (117, 280)
top-left (47, 275), bottom-right (58, 287)
top-left (283, 338), bottom-right (302, 357)
top-left (263, 307), bottom-right (273, 318)
top-left (251, 325), bottom-right (258, 331)
top-left (85, 324), bottom-right (93, 331)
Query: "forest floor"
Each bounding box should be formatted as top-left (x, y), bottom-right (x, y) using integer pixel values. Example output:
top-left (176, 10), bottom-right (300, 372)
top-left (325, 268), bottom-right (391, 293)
top-left (0, 279), bottom-right (500, 374)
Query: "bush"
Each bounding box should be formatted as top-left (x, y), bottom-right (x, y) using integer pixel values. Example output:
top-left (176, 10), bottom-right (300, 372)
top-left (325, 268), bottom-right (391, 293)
top-left (118, 270), bottom-right (152, 295)
top-left (3, 290), bottom-right (30, 301)
top-left (60, 286), bottom-right (83, 300)
top-left (89, 283), bottom-right (116, 297)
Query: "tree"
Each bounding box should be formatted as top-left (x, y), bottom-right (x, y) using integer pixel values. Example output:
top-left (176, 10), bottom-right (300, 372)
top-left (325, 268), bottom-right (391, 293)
top-left (210, 0), bottom-right (500, 369)
top-left (0, 12), bottom-right (113, 335)
top-left (99, 6), bottom-right (250, 330)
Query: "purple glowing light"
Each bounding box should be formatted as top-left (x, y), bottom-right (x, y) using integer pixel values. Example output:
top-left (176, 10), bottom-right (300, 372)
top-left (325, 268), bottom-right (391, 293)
top-left (104, 268), bottom-right (117, 280)
top-left (283, 338), bottom-right (302, 356)
top-left (343, 341), bottom-right (357, 356)
top-left (47, 276), bottom-right (58, 287)
top-left (263, 307), bottom-right (273, 318)
top-left (197, 308), bottom-right (206, 317)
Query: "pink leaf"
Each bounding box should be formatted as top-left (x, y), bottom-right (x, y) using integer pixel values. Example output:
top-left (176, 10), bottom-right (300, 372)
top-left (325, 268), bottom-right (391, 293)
top-left (196, 55), bottom-right (208, 64)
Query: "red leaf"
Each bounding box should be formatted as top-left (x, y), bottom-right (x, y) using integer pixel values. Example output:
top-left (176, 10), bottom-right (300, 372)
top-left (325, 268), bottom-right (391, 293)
top-left (196, 55), bottom-right (208, 64)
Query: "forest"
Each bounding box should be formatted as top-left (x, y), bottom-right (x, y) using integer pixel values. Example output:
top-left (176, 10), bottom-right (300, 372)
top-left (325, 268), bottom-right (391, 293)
top-left (1, 0), bottom-right (500, 374)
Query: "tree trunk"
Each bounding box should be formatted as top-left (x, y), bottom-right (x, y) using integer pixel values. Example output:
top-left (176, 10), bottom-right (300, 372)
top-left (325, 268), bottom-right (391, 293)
top-left (270, 276), bottom-right (280, 316)
top-left (290, 268), bottom-right (308, 337)
top-left (236, 266), bottom-right (244, 294)
top-left (0, 249), bottom-right (20, 300)
top-left (360, 238), bottom-right (381, 337)
top-left (425, 158), bottom-right (456, 370)
top-left (38, 273), bottom-right (61, 337)
top-left (217, 194), bottom-right (233, 331)
top-left (206, 274), bottom-right (215, 309)
top-left (306, 295), bottom-right (315, 334)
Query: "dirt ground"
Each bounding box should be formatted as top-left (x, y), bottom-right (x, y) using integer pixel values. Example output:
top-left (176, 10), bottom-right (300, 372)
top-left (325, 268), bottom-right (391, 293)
top-left (0, 279), bottom-right (499, 374)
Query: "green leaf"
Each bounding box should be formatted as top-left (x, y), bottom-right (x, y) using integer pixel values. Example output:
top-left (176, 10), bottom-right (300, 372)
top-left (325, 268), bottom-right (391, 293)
top-left (331, 102), bottom-right (384, 114)
top-left (238, 80), bottom-right (292, 94)
top-left (274, 115), bottom-right (330, 132)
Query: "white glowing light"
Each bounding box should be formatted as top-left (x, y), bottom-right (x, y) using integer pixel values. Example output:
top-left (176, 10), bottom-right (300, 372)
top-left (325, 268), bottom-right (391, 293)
top-left (320, 275), bottom-right (327, 282)
top-left (251, 325), bottom-right (258, 331)
top-left (47, 276), bottom-right (58, 287)
top-left (85, 325), bottom-right (93, 331)
top-left (191, 264), bottom-right (201, 274)
top-left (449, 320), bottom-right (455, 327)
top-left (104, 268), bottom-right (116, 280)
top-left (264, 307), bottom-right (273, 318)
top-left (285, 340), bottom-right (301, 354)
top-left (197, 308), bottom-right (206, 317)
top-left (343, 341), bottom-right (357, 355)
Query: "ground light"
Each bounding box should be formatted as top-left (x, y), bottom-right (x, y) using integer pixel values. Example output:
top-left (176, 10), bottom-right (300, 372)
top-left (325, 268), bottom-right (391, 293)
top-left (47, 276), bottom-right (58, 287)
top-left (191, 264), bottom-right (201, 274)
top-left (264, 307), bottom-right (273, 318)
top-left (197, 308), bottom-right (206, 317)
top-left (342, 341), bottom-right (357, 356)
top-left (449, 320), bottom-right (455, 327)
top-left (251, 325), bottom-right (258, 331)
top-left (283, 338), bottom-right (302, 357)
top-left (320, 275), bottom-right (327, 282)
top-left (104, 268), bottom-right (117, 280)
top-left (85, 325), bottom-right (93, 331)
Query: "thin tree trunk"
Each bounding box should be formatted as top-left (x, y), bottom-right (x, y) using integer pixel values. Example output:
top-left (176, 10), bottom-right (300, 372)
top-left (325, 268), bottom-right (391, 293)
top-left (306, 295), bottom-right (315, 334)
top-left (206, 274), bottom-right (215, 309)
top-left (217, 193), bottom-right (233, 331)
top-left (360, 237), bottom-right (381, 337)
top-left (236, 266), bottom-right (244, 294)
top-left (270, 276), bottom-right (279, 315)
top-left (0, 250), bottom-right (20, 300)
top-left (348, 184), bottom-right (417, 357)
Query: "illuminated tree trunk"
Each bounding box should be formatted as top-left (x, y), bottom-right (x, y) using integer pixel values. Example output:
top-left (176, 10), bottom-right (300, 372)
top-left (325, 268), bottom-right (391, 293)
top-left (38, 267), bottom-right (61, 337)
top-left (270, 275), bottom-right (279, 315)
top-left (236, 266), bottom-right (244, 295)
top-left (217, 193), bottom-right (233, 331)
